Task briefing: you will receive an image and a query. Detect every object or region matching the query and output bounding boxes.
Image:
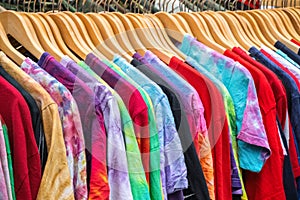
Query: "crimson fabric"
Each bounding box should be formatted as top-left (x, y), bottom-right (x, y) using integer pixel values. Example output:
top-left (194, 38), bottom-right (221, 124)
top-left (169, 56), bottom-right (232, 200)
top-left (85, 54), bottom-right (151, 183)
top-left (0, 75), bottom-right (41, 200)
top-left (291, 39), bottom-right (300, 47)
top-left (261, 49), bottom-right (300, 90)
top-left (224, 50), bottom-right (286, 199)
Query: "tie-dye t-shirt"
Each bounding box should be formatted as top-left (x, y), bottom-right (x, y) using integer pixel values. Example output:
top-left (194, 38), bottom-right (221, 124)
top-left (61, 56), bottom-right (133, 200)
top-left (117, 57), bottom-right (188, 198)
top-left (82, 57), bottom-right (151, 200)
top-left (37, 52), bottom-right (108, 200)
top-left (21, 58), bottom-right (87, 200)
top-left (140, 51), bottom-right (214, 199)
top-left (180, 35), bottom-right (270, 173)
top-left (107, 57), bottom-right (163, 200)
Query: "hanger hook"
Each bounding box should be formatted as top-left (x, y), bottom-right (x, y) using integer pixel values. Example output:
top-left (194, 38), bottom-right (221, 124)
top-left (27, 0), bottom-right (31, 12)
top-left (129, 0), bottom-right (133, 12)
top-left (148, 0), bottom-right (154, 13)
top-left (171, 0), bottom-right (177, 13)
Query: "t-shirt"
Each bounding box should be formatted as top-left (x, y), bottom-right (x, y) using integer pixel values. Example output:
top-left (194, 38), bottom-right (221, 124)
top-left (141, 51), bottom-right (214, 199)
top-left (130, 58), bottom-right (187, 200)
top-left (261, 49), bottom-right (300, 90)
top-left (180, 35), bottom-right (270, 173)
top-left (78, 61), bottom-right (150, 200)
top-left (86, 54), bottom-right (151, 185)
top-left (249, 47), bottom-right (300, 196)
top-left (61, 56), bottom-right (133, 200)
top-left (84, 54), bottom-right (151, 200)
top-left (274, 41), bottom-right (300, 65)
top-left (168, 56), bottom-right (232, 200)
top-left (37, 53), bottom-right (109, 200)
top-left (1, 117), bottom-right (15, 200)
top-left (0, 67), bottom-right (47, 171)
top-left (261, 45), bottom-right (300, 83)
top-left (0, 52), bottom-right (74, 200)
top-left (21, 58), bottom-right (88, 199)
top-left (291, 39), bottom-right (300, 47)
top-left (232, 47), bottom-right (300, 180)
top-left (276, 50), bottom-right (300, 69)
top-left (126, 58), bottom-right (188, 199)
top-left (133, 53), bottom-right (210, 200)
top-left (249, 47), bottom-right (300, 161)
top-left (0, 116), bottom-right (10, 200)
top-left (179, 54), bottom-right (244, 198)
top-left (111, 56), bottom-right (163, 200)
top-left (0, 74), bottom-right (41, 200)
top-left (0, 142), bottom-right (8, 200)
top-left (224, 49), bottom-right (286, 200)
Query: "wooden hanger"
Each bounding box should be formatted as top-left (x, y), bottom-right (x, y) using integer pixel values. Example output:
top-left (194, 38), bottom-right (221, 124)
top-left (31, 13), bottom-right (60, 50)
top-left (189, 13), bottom-right (214, 39)
top-left (263, 10), bottom-right (293, 39)
top-left (87, 13), bottom-right (132, 61)
top-left (235, 11), bottom-right (276, 49)
top-left (281, 8), bottom-right (300, 35)
top-left (154, 12), bottom-right (185, 43)
top-left (248, 10), bottom-right (299, 52)
top-left (127, 13), bottom-right (169, 53)
top-left (171, 13), bottom-right (193, 35)
top-left (130, 13), bottom-right (177, 55)
top-left (124, 13), bottom-right (172, 64)
top-left (0, 11), bottom-right (44, 60)
top-left (55, 13), bottom-right (97, 55)
top-left (109, 12), bottom-right (147, 55)
top-left (0, 22), bottom-right (25, 65)
top-left (175, 12), bottom-right (226, 53)
top-left (271, 9), bottom-right (300, 39)
top-left (218, 11), bottom-right (258, 50)
top-left (75, 12), bottom-right (115, 60)
top-left (197, 12), bottom-right (236, 49)
top-left (46, 13), bottom-right (90, 60)
top-left (99, 12), bottom-right (136, 56)
top-left (214, 12), bottom-right (251, 50)
top-left (61, 12), bottom-right (107, 60)
top-left (145, 14), bottom-right (186, 59)
top-left (21, 13), bottom-right (64, 61)
top-left (38, 13), bottom-right (80, 62)
top-left (227, 11), bottom-right (267, 48)
top-left (204, 11), bottom-right (242, 48)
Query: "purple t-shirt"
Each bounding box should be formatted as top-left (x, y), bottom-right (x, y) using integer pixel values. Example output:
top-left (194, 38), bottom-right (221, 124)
top-left (37, 52), bottom-right (110, 199)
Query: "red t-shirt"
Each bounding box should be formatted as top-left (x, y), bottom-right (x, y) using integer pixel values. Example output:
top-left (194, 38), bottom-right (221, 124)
top-left (0, 75), bottom-right (41, 199)
top-left (261, 49), bottom-right (300, 90)
top-left (232, 47), bottom-right (300, 179)
top-left (224, 49), bottom-right (285, 200)
top-left (291, 39), bottom-right (300, 47)
top-left (169, 56), bottom-right (232, 200)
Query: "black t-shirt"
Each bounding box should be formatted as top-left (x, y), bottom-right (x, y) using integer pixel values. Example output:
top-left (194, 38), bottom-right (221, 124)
top-left (131, 58), bottom-right (210, 200)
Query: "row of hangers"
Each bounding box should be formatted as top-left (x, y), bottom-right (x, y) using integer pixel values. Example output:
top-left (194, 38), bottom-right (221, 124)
top-left (0, 6), bottom-right (299, 68)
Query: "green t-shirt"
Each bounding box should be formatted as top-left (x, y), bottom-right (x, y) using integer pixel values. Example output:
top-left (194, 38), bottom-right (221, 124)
top-left (103, 58), bottom-right (163, 200)
top-left (78, 61), bottom-right (151, 200)
top-left (2, 121), bottom-right (16, 200)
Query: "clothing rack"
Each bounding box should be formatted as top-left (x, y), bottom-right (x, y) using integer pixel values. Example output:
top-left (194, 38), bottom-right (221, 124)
top-left (0, 3), bottom-right (300, 200)
top-left (1, 0), bottom-right (300, 12)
